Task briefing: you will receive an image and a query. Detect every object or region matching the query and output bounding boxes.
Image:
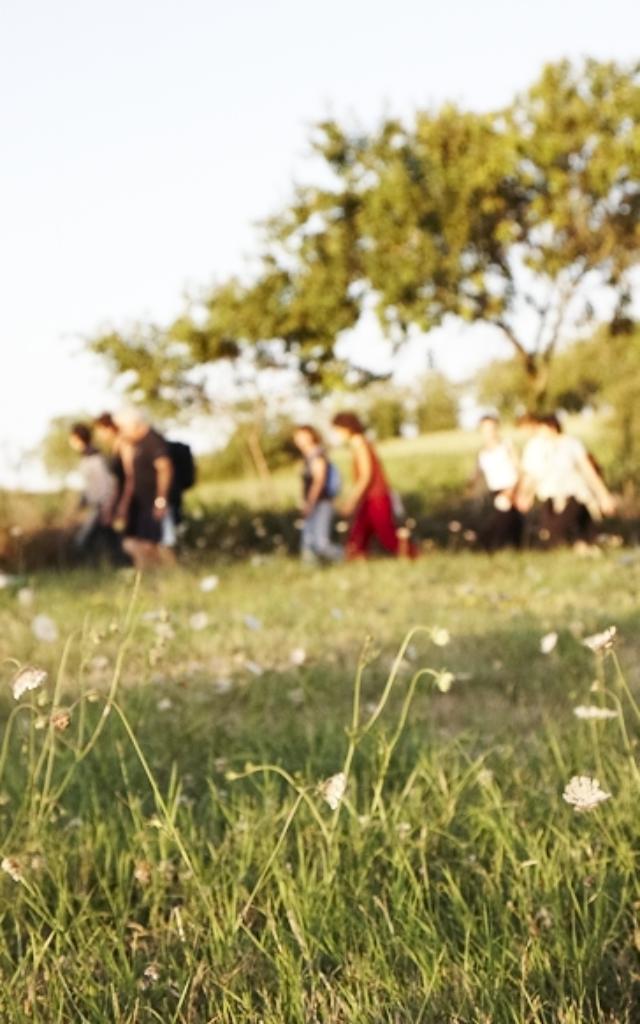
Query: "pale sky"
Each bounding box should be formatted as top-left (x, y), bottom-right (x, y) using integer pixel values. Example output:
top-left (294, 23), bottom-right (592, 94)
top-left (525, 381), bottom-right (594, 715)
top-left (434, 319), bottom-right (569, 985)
top-left (2, 0), bottom-right (639, 486)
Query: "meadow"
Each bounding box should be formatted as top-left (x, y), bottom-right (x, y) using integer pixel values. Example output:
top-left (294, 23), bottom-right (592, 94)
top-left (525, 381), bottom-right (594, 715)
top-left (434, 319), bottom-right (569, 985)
top-left (1, 430), bottom-right (640, 1022)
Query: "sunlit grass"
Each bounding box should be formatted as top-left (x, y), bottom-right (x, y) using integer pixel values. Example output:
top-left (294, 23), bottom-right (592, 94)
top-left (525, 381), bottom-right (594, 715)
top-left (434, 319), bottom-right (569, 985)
top-left (1, 549), bottom-right (640, 1021)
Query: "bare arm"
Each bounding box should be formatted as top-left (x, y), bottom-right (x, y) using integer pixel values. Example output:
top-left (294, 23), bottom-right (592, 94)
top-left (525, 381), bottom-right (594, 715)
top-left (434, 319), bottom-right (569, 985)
top-left (342, 439), bottom-right (373, 516)
top-left (153, 456), bottom-right (173, 518)
top-left (577, 450), bottom-right (616, 516)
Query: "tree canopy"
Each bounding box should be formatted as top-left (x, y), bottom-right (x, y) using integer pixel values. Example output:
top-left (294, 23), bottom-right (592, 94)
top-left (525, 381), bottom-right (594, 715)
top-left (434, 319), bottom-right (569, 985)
top-left (90, 59), bottom-right (640, 412)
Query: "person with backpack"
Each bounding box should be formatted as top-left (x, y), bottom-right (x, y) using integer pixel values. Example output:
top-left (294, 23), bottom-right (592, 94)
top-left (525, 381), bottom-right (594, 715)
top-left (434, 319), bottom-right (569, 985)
top-left (293, 425), bottom-right (343, 563)
top-left (167, 439), bottom-right (196, 525)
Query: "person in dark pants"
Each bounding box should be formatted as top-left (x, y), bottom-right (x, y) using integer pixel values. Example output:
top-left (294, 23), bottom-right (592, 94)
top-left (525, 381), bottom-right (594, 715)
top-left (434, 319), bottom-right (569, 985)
top-left (113, 409), bottom-right (175, 570)
top-left (68, 423), bottom-right (121, 565)
top-left (476, 415), bottom-right (523, 551)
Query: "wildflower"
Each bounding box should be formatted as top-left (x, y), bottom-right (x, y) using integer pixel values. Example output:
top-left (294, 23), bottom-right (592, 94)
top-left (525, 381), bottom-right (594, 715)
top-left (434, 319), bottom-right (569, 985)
top-left (140, 962), bottom-right (161, 988)
top-left (330, 607), bottom-right (344, 621)
top-left (243, 614), bottom-right (262, 631)
top-left (17, 587), bottom-right (34, 607)
top-left (448, 520), bottom-right (462, 534)
top-left (134, 860), bottom-right (152, 886)
top-left (189, 611), bottom-right (209, 631)
top-left (573, 705), bottom-right (618, 721)
top-left (154, 621), bottom-right (175, 641)
top-left (540, 632), bottom-right (558, 655)
top-left (583, 626), bottom-right (617, 653)
top-left (434, 670), bottom-right (454, 693)
top-left (477, 768), bottom-right (494, 788)
top-left (431, 627), bottom-right (450, 647)
top-left (562, 775), bottom-right (611, 812)
top-left (290, 647), bottom-right (306, 667)
top-left (244, 660), bottom-right (263, 677)
top-left (200, 575), bottom-right (219, 593)
top-left (1, 857), bottom-right (23, 882)
top-left (319, 771), bottom-right (347, 811)
top-left (51, 709), bottom-right (71, 731)
top-left (0, 573), bottom-right (15, 589)
top-left (157, 697), bottom-right (173, 712)
top-left (31, 614), bottom-right (58, 643)
top-left (396, 821), bottom-right (412, 839)
top-left (12, 666), bottom-right (48, 700)
top-left (213, 677), bottom-right (233, 694)
top-left (463, 529), bottom-right (478, 543)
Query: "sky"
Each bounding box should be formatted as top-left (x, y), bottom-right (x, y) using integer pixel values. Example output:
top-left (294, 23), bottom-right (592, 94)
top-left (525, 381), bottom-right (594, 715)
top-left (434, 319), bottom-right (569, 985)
top-left (2, 0), bottom-right (639, 486)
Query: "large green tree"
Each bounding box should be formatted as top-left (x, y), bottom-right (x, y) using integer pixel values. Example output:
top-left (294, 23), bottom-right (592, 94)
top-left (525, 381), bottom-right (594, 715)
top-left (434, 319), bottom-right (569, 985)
top-left (90, 59), bottom-right (640, 411)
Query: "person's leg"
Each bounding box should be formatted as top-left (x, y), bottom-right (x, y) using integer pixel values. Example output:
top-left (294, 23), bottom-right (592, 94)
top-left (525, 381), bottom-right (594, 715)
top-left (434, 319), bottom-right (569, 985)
top-left (368, 493), bottom-right (400, 555)
top-left (310, 501), bottom-right (343, 561)
top-left (346, 502), bottom-right (374, 560)
top-left (300, 511), bottom-right (317, 562)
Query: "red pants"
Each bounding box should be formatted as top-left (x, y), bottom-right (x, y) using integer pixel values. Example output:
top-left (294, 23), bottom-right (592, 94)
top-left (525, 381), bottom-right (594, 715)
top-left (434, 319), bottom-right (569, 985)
top-left (347, 492), bottom-right (399, 559)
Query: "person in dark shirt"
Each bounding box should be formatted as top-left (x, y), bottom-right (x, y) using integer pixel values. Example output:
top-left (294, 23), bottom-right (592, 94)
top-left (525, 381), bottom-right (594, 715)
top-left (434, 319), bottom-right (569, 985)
top-left (113, 409), bottom-right (175, 569)
top-left (293, 425), bottom-right (342, 563)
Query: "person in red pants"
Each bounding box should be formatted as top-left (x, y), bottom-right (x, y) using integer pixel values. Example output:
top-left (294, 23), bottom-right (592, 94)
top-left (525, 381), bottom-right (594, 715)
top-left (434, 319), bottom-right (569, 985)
top-left (331, 412), bottom-right (401, 559)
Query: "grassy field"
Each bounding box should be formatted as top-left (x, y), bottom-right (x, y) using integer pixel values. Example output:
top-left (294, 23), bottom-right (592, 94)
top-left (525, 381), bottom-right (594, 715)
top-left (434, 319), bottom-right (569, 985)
top-left (1, 543), bottom-right (640, 1022)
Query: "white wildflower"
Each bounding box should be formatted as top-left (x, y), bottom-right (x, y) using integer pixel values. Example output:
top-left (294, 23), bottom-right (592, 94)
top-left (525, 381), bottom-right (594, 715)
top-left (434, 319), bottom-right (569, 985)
top-left (157, 697), bottom-right (173, 712)
top-left (200, 575), bottom-right (219, 593)
top-left (573, 705), bottom-right (618, 721)
top-left (431, 627), bottom-right (450, 647)
top-left (243, 614), bottom-right (262, 631)
top-left (0, 573), bottom-right (15, 590)
top-left (290, 647), bottom-right (306, 667)
top-left (540, 632), bottom-right (558, 655)
top-left (435, 670), bottom-right (455, 693)
top-left (17, 587), bottom-right (34, 607)
top-left (31, 614), bottom-right (58, 643)
top-left (319, 771), bottom-right (347, 811)
top-left (189, 611), bottom-right (209, 632)
top-left (583, 626), bottom-right (617, 653)
top-left (448, 520), bottom-right (462, 534)
top-left (213, 677), bottom-right (233, 694)
top-left (562, 775), bottom-right (611, 812)
top-left (154, 621), bottom-right (174, 641)
top-left (1, 857), bottom-right (23, 883)
top-left (12, 666), bottom-right (48, 700)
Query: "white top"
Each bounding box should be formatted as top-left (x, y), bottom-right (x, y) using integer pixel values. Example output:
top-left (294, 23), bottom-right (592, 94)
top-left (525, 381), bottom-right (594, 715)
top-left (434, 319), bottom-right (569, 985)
top-left (522, 434), bottom-right (595, 505)
top-left (478, 441), bottom-right (519, 492)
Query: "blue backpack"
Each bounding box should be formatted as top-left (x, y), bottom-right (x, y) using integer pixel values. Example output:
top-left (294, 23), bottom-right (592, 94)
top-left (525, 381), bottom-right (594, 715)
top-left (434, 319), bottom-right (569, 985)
top-left (325, 461), bottom-right (342, 499)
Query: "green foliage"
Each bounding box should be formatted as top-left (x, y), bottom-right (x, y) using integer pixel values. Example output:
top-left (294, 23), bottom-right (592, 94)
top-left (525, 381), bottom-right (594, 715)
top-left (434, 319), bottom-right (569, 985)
top-left (89, 60), bottom-right (640, 410)
top-left (198, 415), bottom-right (298, 482)
top-left (367, 393), bottom-right (405, 439)
top-left (415, 373), bottom-right (459, 433)
top-left (38, 414), bottom-right (92, 480)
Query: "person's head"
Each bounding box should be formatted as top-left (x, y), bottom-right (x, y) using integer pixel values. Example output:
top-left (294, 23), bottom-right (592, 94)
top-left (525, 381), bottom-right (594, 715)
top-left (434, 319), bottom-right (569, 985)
top-left (516, 411), bottom-right (541, 438)
top-left (114, 407), bottom-right (150, 443)
top-left (331, 412), bottom-right (365, 444)
top-left (538, 413), bottom-right (562, 435)
top-left (293, 424), bottom-right (323, 456)
top-left (68, 423), bottom-right (92, 454)
top-left (94, 412), bottom-right (119, 448)
top-left (479, 414), bottom-right (501, 445)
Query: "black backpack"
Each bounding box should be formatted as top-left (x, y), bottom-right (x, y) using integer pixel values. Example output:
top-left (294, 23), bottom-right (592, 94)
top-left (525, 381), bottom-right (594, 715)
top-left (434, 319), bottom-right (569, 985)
top-left (168, 441), bottom-right (196, 494)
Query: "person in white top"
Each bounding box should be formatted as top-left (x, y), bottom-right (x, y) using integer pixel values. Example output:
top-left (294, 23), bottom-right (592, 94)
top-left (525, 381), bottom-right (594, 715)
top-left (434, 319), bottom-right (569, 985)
top-left (517, 414), bottom-right (615, 546)
top-left (475, 415), bottom-right (524, 550)
top-left (69, 423), bottom-right (120, 564)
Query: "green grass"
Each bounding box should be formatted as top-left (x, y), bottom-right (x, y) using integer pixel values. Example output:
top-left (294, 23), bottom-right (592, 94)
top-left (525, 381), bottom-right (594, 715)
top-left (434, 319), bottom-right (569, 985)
top-left (1, 547), bottom-right (640, 1022)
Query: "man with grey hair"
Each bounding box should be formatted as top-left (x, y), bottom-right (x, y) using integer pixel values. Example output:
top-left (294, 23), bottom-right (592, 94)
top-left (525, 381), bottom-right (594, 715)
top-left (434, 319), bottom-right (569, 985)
top-left (113, 408), bottom-right (175, 568)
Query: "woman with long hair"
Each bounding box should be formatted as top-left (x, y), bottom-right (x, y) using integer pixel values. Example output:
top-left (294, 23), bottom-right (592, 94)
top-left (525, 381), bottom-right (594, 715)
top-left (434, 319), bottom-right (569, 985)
top-left (331, 412), bottom-right (402, 559)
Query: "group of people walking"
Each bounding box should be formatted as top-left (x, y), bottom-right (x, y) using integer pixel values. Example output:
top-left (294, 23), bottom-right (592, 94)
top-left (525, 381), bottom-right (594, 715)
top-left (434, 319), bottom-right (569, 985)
top-left (475, 412), bottom-right (616, 551)
top-left (69, 409), bottom-right (194, 569)
top-left (69, 404), bottom-right (617, 570)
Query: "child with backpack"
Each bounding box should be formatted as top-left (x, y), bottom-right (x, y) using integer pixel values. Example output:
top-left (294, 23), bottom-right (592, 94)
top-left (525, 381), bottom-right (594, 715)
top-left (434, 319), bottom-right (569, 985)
top-left (293, 425), bottom-right (343, 563)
